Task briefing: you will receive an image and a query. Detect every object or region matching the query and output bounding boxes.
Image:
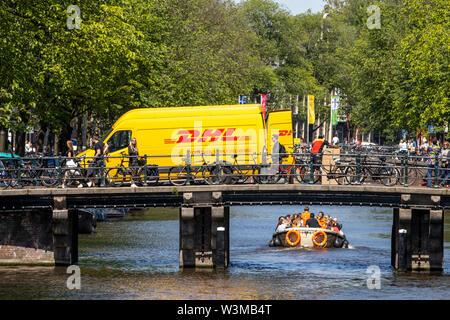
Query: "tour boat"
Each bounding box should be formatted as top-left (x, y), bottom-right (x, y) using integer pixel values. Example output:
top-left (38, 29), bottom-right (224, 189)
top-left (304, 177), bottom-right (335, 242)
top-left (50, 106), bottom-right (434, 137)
top-left (269, 227), bottom-right (349, 249)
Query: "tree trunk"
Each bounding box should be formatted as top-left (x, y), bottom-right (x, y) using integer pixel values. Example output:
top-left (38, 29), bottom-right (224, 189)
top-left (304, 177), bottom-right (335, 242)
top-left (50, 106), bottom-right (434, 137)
top-left (15, 131), bottom-right (26, 156)
top-left (0, 128), bottom-right (6, 152)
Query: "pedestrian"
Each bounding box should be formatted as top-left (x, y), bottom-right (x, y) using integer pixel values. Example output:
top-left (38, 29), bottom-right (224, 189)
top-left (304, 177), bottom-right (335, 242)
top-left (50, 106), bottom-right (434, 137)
top-left (332, 135), bottom-right (339, 145)
top-left (128, 137), bottom-right (140, 187)
top-left (85, 135), bottom-right (105, 188)
top-left (63, 140), bottom-right (77, 188)
top-left (426, 137), bottom-right (440, 188)
top-left (25, 140), bottom-right (33, 154)
top-left (311, 135), bottom-right (340, 183)
top-left (440, 141), bottom-right (450, 187)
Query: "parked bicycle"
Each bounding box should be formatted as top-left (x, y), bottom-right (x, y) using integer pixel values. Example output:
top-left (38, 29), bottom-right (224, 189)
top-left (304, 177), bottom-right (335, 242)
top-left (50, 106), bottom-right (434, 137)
top-left (345, 154), bottom-right (399, 186)
top-left (297, 154), bottom-right (351, 185)
top-left (168, 153), bottom-right (220, 186)
top-left (106, 152), bottom-right (159, 187)
top-left (225, 153), bottom-right (259, 184)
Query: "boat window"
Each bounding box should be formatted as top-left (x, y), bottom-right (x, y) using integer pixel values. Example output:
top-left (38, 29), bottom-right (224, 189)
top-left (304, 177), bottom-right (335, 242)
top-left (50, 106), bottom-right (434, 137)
top-left (106, 130), bottom-right (132, 153)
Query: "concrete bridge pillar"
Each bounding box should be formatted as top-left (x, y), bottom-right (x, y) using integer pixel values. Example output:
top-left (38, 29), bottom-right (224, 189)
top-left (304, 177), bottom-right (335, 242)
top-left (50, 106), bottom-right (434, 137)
top-left (392, 195), bottom-right (443, 271)
top-left (52, 196), bottom-right (78, 266)
top-left (179, 192), bottom-right (229, 268)
top-left (0, 196), bottom-right (78, 266)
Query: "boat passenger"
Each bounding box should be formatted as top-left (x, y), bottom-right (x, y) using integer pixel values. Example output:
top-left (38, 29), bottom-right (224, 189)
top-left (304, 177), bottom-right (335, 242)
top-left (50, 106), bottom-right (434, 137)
top-left (324, 215), bottom-right (332, 229)
top-left (292, 217), bottom-right (302, 227)
top-left (317, 211), bottom-right (327, 229)
top-left (276, 218), bottom-right (289, 233)
top-left (301, 206), bottom-right (311, 225)
top-left (275, 216), bottom-right (285, 231)
top-left (333, 218), bottom-right (342, 231)
top-left (305, 213), bottom-right (321, 228)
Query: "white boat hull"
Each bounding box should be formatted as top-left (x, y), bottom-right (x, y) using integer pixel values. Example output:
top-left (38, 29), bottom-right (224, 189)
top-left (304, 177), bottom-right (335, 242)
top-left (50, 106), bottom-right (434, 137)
top-left (269, 227), bottom-right (348, 248)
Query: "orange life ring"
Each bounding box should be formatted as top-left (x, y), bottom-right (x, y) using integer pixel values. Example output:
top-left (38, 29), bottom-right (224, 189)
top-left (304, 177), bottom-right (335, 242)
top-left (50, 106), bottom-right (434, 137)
top-left (312, 230), bottom-right (328, 247)
top-left (286, 229), bottom-right (301, 247)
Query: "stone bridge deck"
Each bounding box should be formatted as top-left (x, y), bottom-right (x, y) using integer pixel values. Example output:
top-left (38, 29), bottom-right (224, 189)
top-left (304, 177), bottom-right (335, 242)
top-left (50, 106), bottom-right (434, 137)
top-left (0, 185), bottom-right (449, 211)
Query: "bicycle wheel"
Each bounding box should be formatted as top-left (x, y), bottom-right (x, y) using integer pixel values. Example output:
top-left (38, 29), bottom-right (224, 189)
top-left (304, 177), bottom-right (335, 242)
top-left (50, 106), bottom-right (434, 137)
top-left (331, 166), bottom-right (346, 185)
top-left (253, 166), bottom-right (279, 184)
top-left (65, 169), bottom-right (82, 187)
top-left (203, 165), bottom-right (232, 185)
top-left (105, 168), bottom-right (122, 187)
top-left (380, 166), bottom-right (399, 187)
top-left (399, 166), bottom-right (419, 186)
top-left (297, 165), bottom-right (320, 184)
top-left (41, 168), bottom-right (59, 187)
top-left (344, 166), bottom-right (361, 185)
top-left (232, 166), bottom-right (255, 184)
top-left (169, 166), bottom-right (189, 186)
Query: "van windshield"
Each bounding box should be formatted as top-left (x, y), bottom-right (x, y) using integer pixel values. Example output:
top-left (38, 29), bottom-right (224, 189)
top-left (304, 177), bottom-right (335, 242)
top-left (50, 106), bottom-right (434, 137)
top-left (106, 130), bottom-right (132, 153)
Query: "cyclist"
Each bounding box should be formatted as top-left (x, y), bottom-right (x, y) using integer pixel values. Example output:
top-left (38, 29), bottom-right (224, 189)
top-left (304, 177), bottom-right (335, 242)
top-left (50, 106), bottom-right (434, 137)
top-left (311, 135), bottom-right (339, 182)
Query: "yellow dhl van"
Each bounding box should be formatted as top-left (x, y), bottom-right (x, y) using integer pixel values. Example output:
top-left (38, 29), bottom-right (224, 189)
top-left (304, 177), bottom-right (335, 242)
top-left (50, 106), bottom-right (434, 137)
top-left (78, 104), bottom-right (293, 173)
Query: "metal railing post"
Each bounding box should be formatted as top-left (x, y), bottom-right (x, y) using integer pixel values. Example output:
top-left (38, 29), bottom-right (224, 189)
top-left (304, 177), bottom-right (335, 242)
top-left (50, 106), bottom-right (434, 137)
top-left (16, 157), bottom-right (22, 189)
top-left (57, 155), bottom-right (63, 188)
top-left (309, 152), bottom-right (314, 184)
top-left (355, 152), bottom-right (361, 185)
top-left (216, 149), bottom-right (221, 184)
top-left (404, 153), bottom-right (409, 186)
top-left (143, 154), bottom-right (148, 186)
top-left (434, 153), bottom-right (439, 188)
top-left (186, 149), bottom-right (191, 185)
top-left (100, 155), bottom-right (105, 187)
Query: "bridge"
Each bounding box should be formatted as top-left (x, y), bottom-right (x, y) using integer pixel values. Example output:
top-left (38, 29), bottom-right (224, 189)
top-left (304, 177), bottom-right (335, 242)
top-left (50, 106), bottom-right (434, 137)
top-left (0, 185), bottom-right (448, 271)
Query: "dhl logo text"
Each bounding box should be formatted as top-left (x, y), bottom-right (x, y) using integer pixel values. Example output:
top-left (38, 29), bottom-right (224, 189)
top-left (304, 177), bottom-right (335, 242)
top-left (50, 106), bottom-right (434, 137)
top-left (164, 128), bottom-right (255, 144)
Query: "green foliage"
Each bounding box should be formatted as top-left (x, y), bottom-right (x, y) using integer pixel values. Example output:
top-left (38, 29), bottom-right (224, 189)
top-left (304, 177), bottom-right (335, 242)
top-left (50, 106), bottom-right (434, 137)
top-left (0, 0), bottom-right (448, 143)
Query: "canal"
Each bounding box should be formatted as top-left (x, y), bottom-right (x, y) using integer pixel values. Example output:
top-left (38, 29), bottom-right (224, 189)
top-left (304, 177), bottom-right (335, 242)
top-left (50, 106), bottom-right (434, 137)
top-left (0, 206), bottom-right (449, 299)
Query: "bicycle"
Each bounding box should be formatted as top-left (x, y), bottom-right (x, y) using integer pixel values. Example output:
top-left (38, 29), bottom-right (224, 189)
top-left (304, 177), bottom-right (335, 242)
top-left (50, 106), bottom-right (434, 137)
top-left (106, 153), bottom-right (159, 187)
top-left (226, 153), bottom-right (259, 184)
top-left (169, 153), bottom-right (219, 186)
top-left (345, 154), bottom-right (399, 186)
top-left (254, 147), bottom-right (304, 184)
top-left (63, 156), bottom-right (88, 188)
top-left (297, 153), bottom-right (350, 185)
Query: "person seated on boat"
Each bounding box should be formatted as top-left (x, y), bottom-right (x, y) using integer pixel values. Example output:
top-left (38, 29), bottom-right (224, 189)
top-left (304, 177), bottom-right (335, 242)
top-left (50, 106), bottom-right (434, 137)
top-left (301, 206), bottom-right (311, 225)
top-left (317, 212), bottom-right (327, 229)
top-left (332, 218), bottom-right (343, 231)
top-left (292, 216), bottom-right (302, 227)
top-left (276, 217), bottom-right (289, 232)
top-left (305, 213), bottom-right (321, 228)
top-left (284, 215), bottom-right (293, 225)
top-left (324, 215), bottom-right (332, 229)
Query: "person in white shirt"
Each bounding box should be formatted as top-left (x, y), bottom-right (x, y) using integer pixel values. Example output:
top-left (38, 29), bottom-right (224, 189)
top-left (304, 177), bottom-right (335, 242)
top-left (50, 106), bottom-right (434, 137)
top-left (25, 140), bottom-right (33, 154)
top-left (275, 217), bottom-right (289, 233)
top-left (332, 136), bottom-right (339, 145)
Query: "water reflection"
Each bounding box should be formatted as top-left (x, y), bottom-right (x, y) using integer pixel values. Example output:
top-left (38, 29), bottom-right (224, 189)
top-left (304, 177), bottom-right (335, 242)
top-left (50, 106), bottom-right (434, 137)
top-left (0, 206), bottom-right (448, 299)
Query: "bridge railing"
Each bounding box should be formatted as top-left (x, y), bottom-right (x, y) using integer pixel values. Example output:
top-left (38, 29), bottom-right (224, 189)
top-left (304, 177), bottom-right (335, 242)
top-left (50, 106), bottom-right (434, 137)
top-left (0, 149), bottom-right (447, 189)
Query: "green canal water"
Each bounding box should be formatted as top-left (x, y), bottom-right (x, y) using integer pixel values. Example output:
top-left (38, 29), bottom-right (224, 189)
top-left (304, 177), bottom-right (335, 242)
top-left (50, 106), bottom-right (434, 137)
top-left (0, 206), bottom-right (449, 300)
